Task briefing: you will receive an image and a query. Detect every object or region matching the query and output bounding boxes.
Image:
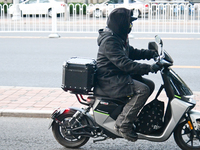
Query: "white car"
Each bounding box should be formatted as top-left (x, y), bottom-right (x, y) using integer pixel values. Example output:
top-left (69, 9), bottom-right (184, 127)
top-left (87, 0), bottom-right (149, 18)
top-left (8, 0), bottom-right (66, 17)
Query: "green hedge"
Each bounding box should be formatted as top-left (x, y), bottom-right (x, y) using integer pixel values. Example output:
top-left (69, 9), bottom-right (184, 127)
top-left (0, 2), bottom-right (11, 14)
top-left (69, 3), bottom-right (87, 15)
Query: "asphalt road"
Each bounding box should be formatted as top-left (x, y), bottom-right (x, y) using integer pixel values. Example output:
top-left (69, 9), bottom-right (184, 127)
top-left (0, 117), bottom-right (181, 150)
top-left (0, 33), bottom-right (200, 92)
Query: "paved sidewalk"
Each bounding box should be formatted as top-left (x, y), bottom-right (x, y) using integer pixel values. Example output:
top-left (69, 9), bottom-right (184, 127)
top-left (0, 86), bottom-right (200, 118)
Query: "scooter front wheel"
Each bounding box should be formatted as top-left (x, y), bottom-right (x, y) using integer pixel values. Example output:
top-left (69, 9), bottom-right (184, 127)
top-left (174, 121), bottom-right (200, 150)
top-left (52, 113), bottom-right (90, 148)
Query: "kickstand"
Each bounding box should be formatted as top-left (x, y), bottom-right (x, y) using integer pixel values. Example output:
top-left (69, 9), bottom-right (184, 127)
top-left (93, 137), bottom-right (109, 143)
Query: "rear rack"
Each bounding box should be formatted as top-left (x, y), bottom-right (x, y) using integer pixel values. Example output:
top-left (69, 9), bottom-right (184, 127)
top-left (70, 91), bottom-right (94, 106)
top-left (75, 94), bottom-right (89, 106)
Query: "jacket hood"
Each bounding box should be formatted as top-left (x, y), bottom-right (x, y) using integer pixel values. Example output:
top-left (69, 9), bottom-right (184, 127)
top-left (107, 8), bottom-right (132, 41)
top-left (97, 28), bottom-right (113, 46)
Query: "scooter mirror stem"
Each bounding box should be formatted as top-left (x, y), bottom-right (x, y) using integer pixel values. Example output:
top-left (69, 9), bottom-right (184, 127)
top-left (160, 39), bottom-right (163, 48)
top-left (155, 35), bottom-right (164, 58)
top-left (155, 35), bottom-right (163, 46)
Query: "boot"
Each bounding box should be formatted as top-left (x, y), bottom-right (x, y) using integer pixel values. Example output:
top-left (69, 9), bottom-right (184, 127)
top-left (119, 129), bottom-right (138, 142)
top-left (114, 125), bottom-right (138, 142)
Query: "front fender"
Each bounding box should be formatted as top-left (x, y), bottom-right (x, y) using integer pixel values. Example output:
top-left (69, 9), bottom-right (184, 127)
top-left (189, 109), bottom-right (200, 130)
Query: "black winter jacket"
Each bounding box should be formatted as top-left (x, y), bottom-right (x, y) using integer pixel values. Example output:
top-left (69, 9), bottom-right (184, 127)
top-left (96, 8), bottom-right (155, 98)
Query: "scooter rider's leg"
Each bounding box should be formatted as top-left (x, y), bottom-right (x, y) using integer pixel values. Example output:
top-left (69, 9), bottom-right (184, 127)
top-left (115, 80), bottom-right (150, 141)
top-left (131, 75), bottom-right (155, 97)
top-left (141, 78), bottom-right (155, 96)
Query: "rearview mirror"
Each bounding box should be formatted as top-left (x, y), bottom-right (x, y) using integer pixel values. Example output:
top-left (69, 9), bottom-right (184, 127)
top-left (148, 42), bottom-right (158, 52)
top-left (155, 35), bottom-right (163, 47)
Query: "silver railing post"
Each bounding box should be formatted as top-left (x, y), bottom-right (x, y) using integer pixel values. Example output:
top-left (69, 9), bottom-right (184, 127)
top-left (49, 5), bottom-right (60, 38)
top-left (12, 0), bottom-right (21, 20)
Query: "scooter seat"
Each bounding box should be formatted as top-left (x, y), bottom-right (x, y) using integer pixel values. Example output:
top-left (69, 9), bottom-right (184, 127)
top-left (94, 85), bottom-right (127, 104)
top-left (94, 85), bottom-right (108, 97)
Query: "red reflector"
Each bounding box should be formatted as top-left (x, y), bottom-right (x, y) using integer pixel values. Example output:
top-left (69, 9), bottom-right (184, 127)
top-left (63, 108), bottom-right (70, 113)
top-left (87, 98), bottom-right (91, 103)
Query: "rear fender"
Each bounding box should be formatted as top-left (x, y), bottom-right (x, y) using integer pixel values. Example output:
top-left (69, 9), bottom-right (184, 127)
top-left (189, 109), bottom-right (200, 130)
top-left (49, 107), bottom-right (95, 129)
top-left (53, 107), bottom-right (78, 119)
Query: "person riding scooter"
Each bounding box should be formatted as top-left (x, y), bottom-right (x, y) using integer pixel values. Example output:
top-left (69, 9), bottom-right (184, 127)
top-left (95, 8), bottom-right (160, 141)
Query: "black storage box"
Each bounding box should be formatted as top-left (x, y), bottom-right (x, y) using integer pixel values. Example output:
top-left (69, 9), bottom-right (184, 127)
top-left (61, 57), bottom-right (96, 94)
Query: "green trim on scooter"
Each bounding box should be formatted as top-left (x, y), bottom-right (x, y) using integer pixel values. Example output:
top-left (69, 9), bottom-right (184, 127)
top-left (94, 110), bottom-right (109, 116)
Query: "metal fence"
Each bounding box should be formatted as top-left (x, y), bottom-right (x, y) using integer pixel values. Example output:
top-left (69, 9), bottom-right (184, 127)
top-left (0, 3), bottom-right (200, 34)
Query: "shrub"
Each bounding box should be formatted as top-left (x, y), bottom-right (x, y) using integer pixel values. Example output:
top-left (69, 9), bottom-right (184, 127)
top-left (69, 3), bottom-right (87, 15)
top-left (0, 2), bottom-right (11, 14)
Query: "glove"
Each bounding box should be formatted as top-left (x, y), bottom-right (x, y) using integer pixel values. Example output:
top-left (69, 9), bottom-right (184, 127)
top-left (146, 50), bottom-right (159, 60)
top-left (152, 51), bottom-right (159, 60)
top-left (150, 63), bottom-right (161, 73)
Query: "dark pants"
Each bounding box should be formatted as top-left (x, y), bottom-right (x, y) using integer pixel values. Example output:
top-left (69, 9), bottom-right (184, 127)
top-left (115, 77), bottom-right (154, 131)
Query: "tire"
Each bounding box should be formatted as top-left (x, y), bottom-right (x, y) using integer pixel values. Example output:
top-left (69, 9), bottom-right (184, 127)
top-left (138, 10), bottom-right (142, 18)
top-left (52, 112), bottom-right (90, 148)
top-left (48, 8), bottom-right (52, 18)
top-left (20, 11), bottom-right (25, 17)
top-left (132, 9), bottom-right (141, 18)
top-left (93, 9), bottom-right (102, 18)
top-left (174, 121), bottom-right (200, 150)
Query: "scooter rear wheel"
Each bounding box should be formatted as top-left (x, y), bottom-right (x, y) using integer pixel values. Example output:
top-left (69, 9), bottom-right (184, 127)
top-left (52, 113), bottom-right (90, 148)
top-left (174, 121), bottom-right (200, 150)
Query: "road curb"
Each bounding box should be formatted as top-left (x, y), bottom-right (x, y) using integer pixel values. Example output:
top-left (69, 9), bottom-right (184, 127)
top-left (0, 109), bottom-right (52, 118)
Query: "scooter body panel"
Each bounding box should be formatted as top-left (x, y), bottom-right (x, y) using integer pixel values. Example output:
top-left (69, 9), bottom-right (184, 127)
top-left (189, 109), bottom-right (200, 130)
top-left (138, 98), bottom-right (193, 141)
top-left (92, 98), bottom-right (123, 136)
top-left (92, 95), bottom-right (195, 142)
